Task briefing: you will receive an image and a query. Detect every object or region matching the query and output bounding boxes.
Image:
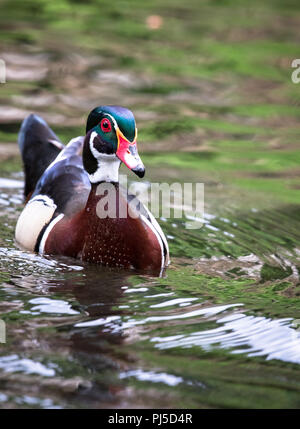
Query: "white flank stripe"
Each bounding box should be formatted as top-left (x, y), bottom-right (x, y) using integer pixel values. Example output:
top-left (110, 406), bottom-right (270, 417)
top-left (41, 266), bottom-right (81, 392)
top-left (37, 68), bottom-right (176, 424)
top-left (140, 214), bottom-right (165, 275)
top-left (39, 213), bottom-right (64, 254)
top-left (143, 204), bottom-right (169, 262)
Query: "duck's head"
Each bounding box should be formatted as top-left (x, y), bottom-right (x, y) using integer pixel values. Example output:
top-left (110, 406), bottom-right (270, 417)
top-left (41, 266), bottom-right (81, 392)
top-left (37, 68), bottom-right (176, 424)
top-left (83, 105), bottom-right (145, 183)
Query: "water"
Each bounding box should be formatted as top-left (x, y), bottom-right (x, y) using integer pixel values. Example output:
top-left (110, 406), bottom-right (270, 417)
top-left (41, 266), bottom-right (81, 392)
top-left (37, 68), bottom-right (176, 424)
top-left (0, 176), bottom-right (300, 409)
top-left (0, 0), bottom-right (300, 409)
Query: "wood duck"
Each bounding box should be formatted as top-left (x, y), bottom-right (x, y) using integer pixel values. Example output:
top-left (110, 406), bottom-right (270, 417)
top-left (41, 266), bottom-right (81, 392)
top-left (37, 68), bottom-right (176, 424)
top-left (15, 106), bottom-right (169, 275)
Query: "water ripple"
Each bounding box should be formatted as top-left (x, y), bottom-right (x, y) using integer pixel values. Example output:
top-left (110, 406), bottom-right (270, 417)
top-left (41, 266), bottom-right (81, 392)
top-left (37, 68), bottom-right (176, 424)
top-left (151, 312), bottom-right (300, 364)
top-left (0, 355), bottom-right (56, 377)
top-left (119, 369), bottom-right (184, 386)
top-left (23, 297), bottom-right (80, 315)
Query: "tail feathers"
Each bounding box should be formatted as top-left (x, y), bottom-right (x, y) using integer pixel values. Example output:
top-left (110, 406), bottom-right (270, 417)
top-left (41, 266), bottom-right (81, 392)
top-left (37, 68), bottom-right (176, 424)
top-left (18, 114), bottom-right (64, 199)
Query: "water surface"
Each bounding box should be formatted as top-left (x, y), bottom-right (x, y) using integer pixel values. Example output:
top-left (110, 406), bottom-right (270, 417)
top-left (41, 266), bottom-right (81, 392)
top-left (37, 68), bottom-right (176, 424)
top-left (0, 175), bottom-right (300, 409)
top-left (0, 0), bottom-right (300, 409)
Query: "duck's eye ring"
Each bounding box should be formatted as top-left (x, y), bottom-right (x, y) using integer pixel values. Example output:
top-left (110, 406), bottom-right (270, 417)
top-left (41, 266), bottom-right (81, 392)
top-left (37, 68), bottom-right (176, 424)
top-left (100, 118), bottom-right (112, 133)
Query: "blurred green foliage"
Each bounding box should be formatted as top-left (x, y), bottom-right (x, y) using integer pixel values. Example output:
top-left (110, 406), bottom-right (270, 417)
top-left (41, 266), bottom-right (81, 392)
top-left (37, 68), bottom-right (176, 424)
top-left (0, 1), bottom-right (300, 409)
top-left (1, 0), bottom-right (300, 204)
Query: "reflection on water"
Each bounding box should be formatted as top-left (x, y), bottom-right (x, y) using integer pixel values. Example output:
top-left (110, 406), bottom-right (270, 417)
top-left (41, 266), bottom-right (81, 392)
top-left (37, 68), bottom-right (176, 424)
top-left (152, 312), bottom-right (300, 364)
top-left (22, 297), bottom-right (80, 315)
top-left (119, 369), bottom-right (187, 387)
top-left (0, 180), bottom-right (300, 408)
top-left (0, 355), bottom-right (56, 377)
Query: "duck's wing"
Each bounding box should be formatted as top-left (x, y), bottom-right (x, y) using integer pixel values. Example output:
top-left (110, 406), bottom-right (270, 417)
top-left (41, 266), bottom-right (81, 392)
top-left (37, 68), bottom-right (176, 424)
top-left (18, 114), bottom-right (65, 200)
top-left (31, 136), bottom-right (91, 218)
top-left (16, 137), bottom-right (91, 253)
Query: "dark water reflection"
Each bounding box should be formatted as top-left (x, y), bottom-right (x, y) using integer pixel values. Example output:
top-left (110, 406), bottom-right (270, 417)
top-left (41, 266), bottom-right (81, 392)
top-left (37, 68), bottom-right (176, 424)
top-left (1, 178), bottom-right (300, 408)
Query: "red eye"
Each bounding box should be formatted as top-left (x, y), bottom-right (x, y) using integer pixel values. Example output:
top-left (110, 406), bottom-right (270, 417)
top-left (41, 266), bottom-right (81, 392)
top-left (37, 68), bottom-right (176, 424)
top-left (100, 118), bottom-right (112, 133)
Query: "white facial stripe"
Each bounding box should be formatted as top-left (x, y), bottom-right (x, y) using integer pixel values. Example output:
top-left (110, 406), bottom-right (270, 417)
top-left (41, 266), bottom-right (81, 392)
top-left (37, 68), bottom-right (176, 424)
top-left (89, 131), bottom-right (120, 183)
top-left (98, 111), bottom-right (136, 143)
top-left (102, 112), bottom-right (118, 131)
top-left (89, 131), bottom-right (101, 159)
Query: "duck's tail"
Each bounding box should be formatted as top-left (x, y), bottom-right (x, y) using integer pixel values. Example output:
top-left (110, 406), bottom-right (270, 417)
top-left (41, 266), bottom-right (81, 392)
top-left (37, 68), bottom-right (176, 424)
top-left (18, 114), bottom-right (64, 201)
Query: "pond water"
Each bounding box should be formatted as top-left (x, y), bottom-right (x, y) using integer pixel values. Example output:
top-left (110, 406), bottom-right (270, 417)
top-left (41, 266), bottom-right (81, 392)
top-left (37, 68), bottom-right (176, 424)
top-left (0, 170), bottom-right (299, 409)
top-left (0, 0), bottom-right (300, 410)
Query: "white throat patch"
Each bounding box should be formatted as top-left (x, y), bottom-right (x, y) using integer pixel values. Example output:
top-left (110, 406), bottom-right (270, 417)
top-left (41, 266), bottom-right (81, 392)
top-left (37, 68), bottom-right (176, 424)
top-left (88, 131), bottom-right (121, 183)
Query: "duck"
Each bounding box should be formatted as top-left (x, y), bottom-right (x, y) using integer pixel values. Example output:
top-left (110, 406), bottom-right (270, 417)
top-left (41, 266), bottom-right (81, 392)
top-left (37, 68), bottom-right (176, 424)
top-left (15, 106), bottom-right (169, 275)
